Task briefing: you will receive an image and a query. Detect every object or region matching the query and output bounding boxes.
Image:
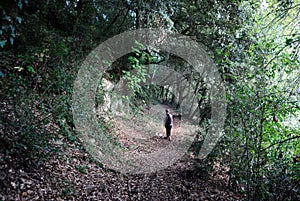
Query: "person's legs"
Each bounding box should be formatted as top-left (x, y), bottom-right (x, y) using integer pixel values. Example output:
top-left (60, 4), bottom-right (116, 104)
top-left (165, 125), bottom-right (172, 140)
top-left (164, 126), bottom-right (168, 138)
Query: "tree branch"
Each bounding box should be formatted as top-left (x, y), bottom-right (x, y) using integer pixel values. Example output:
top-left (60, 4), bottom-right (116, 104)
top-left (261, 135), bottom-right (300, 151)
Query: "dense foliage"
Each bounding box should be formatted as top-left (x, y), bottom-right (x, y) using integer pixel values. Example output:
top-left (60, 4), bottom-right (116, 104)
top-left (1, 0), bottom-right (299, 200)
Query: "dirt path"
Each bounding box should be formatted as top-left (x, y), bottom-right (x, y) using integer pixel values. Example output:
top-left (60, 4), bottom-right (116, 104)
top-left (111, 104), bottom-right (197, 155)
top-left (0, 103), bottom-right (245, 200)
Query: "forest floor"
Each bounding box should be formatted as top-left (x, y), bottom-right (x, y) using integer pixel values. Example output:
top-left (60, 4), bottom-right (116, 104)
top-left (0, 103), bottom-right (246, 200)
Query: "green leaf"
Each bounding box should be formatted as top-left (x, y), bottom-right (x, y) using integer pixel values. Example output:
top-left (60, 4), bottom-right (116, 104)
top-left (27, 66), bottom-right (35, 73)
top-left (0, 41), bottom-right (5, 48)
top-left (2, 25), bottom-right (7, 31)
top-left (9, 37), bottom-right (14, 45)
top-left (215, 49), bottom-right (222, 55)
top-left (4, 15), bottom-right (11, 21)
top-left (18, 0), bottom-right (23, 9)
top-left (285, 38), bottom-right (293, 46)
top-left (16, 16), bottom-right (22, 24)
top-left (131, 48), bottom-right (141, 56)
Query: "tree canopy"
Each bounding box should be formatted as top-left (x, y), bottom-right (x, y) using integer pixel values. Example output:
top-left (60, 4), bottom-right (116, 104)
top-left (1, 0), bottom-right (299, 200)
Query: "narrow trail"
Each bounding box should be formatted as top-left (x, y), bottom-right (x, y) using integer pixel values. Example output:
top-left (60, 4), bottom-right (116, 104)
top-left (111, 104), bottom-right (197, 155)
top-left (0, 103), bottom-right (245, 200)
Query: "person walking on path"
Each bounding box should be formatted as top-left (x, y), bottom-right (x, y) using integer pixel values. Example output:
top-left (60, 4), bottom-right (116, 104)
top-left (164, 109), bottom-right (173, 141)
